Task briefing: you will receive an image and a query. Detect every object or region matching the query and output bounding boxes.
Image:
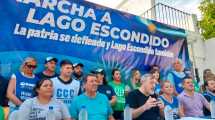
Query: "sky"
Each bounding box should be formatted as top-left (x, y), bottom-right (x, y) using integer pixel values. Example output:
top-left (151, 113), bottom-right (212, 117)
top-left (86, 0), bottom-right (203, 20)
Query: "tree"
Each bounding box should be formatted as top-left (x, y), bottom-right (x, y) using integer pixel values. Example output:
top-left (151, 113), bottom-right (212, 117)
top-left (198, 0), bottom-right (215, 40)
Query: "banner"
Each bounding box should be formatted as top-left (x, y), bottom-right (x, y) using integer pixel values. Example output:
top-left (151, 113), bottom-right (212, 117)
top-left (0, 0), bottom-right (190, 81)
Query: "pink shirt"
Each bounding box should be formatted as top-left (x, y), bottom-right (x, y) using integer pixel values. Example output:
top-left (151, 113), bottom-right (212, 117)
top-left (178, 91), bottom-right (209, 117)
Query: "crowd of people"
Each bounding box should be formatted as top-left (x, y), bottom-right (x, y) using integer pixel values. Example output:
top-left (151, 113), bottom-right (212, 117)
top-left (0, 56), bottom-right (215, 120)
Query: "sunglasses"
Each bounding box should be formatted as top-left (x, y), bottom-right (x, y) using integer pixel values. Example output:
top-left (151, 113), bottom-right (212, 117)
top-left (26, 64), bottom-right (37, 69)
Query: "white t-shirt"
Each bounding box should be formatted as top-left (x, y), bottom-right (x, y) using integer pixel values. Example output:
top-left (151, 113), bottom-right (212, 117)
top-left (17, 97), bottom-right (71, 120)
top-left (51, 77), bottom-right (81, 107)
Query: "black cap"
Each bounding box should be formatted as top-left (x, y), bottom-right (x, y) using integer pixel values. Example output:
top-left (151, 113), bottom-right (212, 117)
top-left (60, 59), bottom-right (73, 67)
top-left (73, 63), bottom-right (84, 68)
top-left (45, 57), bottom-right (58, 64)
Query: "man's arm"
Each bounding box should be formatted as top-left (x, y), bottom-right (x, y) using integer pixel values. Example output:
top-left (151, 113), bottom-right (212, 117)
top-left (131, 105), bottom-right (147, 119)
top-left (110, 96), bottom-right (116, 106)
top-left (178, 103), bottom-right (185, 117)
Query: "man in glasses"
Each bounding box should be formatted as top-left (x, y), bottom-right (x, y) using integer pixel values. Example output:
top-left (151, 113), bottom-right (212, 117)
top-left (36, 57), bottom-right (58, 79)
top-left (7, 57), bottom-right (39, 114)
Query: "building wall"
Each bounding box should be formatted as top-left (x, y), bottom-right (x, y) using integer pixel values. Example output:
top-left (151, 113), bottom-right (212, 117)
top-left (187, 31), bottom-right (206, 82)
top-left (205, 38), bottom-right (215, 73)
top-left (187, 34), bottom-right (215, 82)
top-left (187, 14), bottom-right (215, 81)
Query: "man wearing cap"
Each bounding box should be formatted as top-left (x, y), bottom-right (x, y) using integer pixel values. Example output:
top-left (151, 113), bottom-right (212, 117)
top-left (36, 57), bottom-right (58, 79)
top-left (94, 68), bottom-right (116, 106)
top-left (72, 63), bottom-right (84, 81)
top-left (51, 59), bottom-right (81, 108)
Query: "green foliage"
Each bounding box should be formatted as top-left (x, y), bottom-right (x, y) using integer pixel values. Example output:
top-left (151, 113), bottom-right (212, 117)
top-left (199, 0), bottom-right (215, 40)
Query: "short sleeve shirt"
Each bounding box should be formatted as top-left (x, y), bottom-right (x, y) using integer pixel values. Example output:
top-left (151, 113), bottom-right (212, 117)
top-left (70, 92), bottom-right (113, 120)
top-left (178, 91), bottom-right (209, 117)
top-left (18, 97), bottom-right (71, 120)
top-left (108, 81), bottom-right (125, 111)
top-left (126, 89), bottom-right (160, 120)
top-left (97, 84), bottom-right (116, 100)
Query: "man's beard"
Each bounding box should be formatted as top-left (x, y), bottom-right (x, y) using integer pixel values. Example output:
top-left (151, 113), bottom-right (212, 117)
top-left (74, 72), bottom-right (83, 79)
top-left (149, 89), bottom-right (155, 95)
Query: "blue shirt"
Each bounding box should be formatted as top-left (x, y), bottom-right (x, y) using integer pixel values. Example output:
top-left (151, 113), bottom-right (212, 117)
top-left (15, 72), bottom-right (39, 101)
top-left (9, 72), bottom-right (39, 113)
top-left (203, 90), bottom-right (215, 116)
top-left (70, 92), bottom-right (113, 120)
top-left (167, 71), bottom-right (186, 93)
top-left (203, 91), bottom-right (215, 101)
top-left (97, 85), bottom-right (116, 100)
top-left (155, 84), bottom-right (161, 95)
top-left (159, 95), bottom-right (179, 109)
top-left (159, 95), bottom-right (180, 119)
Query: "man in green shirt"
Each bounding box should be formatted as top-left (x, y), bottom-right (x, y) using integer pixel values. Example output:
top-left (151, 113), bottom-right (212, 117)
top-left (108, 68), bottom-right (125, 120)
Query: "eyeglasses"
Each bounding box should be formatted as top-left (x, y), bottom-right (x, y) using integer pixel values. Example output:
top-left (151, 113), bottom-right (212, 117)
top-left (26, 64), bottom-right (37, 69)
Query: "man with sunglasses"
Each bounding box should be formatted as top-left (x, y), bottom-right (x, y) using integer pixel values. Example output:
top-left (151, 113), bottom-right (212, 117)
top-left (7, 57), bottom-right (39, 114)
top-left (36, 57), bottom-right (58, 79)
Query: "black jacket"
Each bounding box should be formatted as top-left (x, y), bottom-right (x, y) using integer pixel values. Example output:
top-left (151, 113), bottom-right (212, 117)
top-left (0, 75), bottom-right (8, 106)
